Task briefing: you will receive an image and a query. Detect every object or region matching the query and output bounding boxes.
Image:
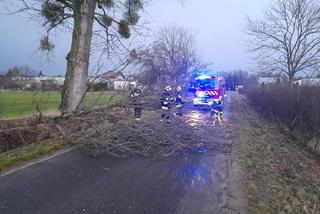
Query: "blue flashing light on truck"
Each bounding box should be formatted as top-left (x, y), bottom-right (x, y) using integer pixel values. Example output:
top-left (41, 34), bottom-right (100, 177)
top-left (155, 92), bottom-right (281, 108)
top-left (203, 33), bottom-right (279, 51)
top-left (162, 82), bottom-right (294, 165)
top-left (192, 75), bottom-right (226, 110)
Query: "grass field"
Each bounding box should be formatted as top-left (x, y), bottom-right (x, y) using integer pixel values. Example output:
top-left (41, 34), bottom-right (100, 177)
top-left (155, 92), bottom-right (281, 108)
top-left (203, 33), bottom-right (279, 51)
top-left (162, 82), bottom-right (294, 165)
top-left (0, 91), bottom-right (123, 119)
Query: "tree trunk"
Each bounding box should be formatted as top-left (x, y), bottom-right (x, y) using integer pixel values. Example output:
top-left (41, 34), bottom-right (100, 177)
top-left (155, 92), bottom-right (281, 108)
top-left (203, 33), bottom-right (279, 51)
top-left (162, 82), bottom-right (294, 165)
top-left (60, 1), bottom-right (96, 114)
top-left (288, 72), bottom-right (294, 85)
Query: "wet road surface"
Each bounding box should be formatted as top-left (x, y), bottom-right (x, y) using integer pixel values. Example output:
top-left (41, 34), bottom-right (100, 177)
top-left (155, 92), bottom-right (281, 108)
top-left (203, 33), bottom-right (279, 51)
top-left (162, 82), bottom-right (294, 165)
top-left (0, 94), bottom-right (234, 214)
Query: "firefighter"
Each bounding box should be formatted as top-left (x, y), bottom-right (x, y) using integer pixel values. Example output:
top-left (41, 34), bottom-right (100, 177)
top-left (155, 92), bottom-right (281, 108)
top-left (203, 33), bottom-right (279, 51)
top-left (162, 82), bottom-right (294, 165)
top-left (174, 86), bottom-right (184, 117)
top-left (129, 82), bottom-right (143, 121)
top-left (210, 105), bottom-right (223, 126)
top-left (160, 85), bottom-right (174, 122)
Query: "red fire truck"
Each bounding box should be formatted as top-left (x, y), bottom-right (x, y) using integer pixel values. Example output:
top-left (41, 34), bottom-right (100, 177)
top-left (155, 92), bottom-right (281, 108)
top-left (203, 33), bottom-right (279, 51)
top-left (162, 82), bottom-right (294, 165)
top-left (192, 75), bottom-right (226, 111)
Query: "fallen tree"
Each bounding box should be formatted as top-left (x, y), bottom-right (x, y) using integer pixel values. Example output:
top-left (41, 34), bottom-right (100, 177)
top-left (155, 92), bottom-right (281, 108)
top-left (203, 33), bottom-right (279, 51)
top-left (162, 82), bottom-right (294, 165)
top-left (77, 116), bottom-right (205, 158)
top-left (1, 85), bottom-right (226, 158)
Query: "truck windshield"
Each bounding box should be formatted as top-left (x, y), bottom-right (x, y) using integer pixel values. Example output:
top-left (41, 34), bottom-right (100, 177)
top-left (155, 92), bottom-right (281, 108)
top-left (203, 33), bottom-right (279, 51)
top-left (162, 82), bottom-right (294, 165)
top-left (196, 79), bottom-right (219, 90)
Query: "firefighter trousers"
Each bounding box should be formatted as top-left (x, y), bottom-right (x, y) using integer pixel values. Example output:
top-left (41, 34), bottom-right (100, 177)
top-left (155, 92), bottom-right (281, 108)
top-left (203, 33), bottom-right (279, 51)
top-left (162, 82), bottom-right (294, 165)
top-left (134, 105), bottom-right (142, 119)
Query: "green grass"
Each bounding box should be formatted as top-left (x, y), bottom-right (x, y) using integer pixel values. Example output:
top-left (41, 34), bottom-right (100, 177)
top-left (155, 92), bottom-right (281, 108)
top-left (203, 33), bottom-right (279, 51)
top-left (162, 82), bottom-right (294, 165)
top-left (0, 92), bottom-right (60, 118)
top-left (0, 91), bottom-right (123, 119)
top-left (83, 91), bottom-right (125, 108)
top-left (0, 139), bottom-right (72, 173)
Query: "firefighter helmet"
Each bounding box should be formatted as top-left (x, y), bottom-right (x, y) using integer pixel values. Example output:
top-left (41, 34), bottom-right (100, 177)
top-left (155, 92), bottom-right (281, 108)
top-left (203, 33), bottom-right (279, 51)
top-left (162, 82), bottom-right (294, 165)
top-left (129, 81), bottom-right (137, 86)
top-left (164, 85), bottom-right (172, 91)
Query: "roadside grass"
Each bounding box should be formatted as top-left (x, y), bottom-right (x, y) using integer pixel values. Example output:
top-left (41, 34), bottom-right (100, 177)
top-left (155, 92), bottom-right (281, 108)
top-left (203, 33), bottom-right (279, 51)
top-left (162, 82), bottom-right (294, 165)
top-left (0, 138), bottom-right (72, 173)
top-left (0, 91), bottom-right (121, 119)
top-left (231, 94), bottom-right (320, 213)
top-left (0, 91), bottom-right (126, 172)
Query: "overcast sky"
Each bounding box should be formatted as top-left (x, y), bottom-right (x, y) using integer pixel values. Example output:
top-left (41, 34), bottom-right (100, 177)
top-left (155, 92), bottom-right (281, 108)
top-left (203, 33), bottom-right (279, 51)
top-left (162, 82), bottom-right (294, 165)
top-left (0, 0), bottom-right (270, 76)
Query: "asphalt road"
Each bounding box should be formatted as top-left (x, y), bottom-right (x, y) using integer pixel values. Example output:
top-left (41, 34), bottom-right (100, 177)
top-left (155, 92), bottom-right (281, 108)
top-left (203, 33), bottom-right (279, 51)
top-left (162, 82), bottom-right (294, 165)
top-left (0, 95), bottom-right (233, 214)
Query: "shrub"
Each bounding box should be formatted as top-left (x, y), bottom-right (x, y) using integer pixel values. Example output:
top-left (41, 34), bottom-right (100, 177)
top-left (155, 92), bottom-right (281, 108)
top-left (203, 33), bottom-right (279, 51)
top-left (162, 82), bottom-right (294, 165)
top-left (247, 84), bottom-right (320, 144)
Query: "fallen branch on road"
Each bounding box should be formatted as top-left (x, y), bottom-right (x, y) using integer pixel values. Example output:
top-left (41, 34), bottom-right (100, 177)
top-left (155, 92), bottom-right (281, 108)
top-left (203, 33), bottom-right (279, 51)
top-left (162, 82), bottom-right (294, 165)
top-left (77, 115), bottom-right (214, 158)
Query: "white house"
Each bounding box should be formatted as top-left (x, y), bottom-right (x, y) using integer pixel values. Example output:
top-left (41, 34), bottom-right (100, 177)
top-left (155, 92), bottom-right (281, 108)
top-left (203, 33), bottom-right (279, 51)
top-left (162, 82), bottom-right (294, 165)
top-left (258, 77), bottom-right (282, 85)
top-left (10, 76), bottom-right (65, 90)
top-left (98, 71), bottom-right (129, 90)
top-left (294, 78), bottom-right (320, 86)
top-left (12, 76), bottom-right (65, 86)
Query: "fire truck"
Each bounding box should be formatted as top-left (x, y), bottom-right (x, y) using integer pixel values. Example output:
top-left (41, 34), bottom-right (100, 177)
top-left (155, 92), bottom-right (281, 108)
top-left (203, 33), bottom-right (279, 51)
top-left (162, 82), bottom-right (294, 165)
top-left (192, 75), bottom-right (226, 110)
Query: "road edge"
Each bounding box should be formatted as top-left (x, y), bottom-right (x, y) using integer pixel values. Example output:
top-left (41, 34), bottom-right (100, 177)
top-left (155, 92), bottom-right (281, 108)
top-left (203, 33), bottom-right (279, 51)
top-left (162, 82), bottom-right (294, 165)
top-left (0, 146), bottom-right (76, 178)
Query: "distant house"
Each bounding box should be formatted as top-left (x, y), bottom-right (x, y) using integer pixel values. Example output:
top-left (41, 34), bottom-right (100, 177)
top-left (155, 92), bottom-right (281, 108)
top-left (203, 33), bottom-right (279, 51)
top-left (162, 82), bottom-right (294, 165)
top-left (295, 78), bottom-right (320, 86)
top-left (10, 75), bottom-right (65, 90)
top-left (12, 76), bottom-right (65, 85)
top-left (258, 77), bottom-right (282, 85)
top-left (97, 71), bottom-right (129, 90)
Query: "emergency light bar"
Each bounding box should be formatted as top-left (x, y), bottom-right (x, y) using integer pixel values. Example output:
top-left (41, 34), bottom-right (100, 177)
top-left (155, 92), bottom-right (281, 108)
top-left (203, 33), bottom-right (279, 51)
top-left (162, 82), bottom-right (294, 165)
top-left (196, 75), bottom-right (212, 80)
top-left (195, 75), bottom-right (221, 80)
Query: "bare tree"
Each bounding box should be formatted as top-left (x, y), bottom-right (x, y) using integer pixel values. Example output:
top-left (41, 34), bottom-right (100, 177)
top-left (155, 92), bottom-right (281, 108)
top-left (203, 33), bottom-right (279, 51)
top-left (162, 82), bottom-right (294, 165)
top-left (3, 0), bottom-right (144, 114)
top-left (138, 24), bottom-right (198, 86)
top-left (245, 0), bottom-right (320, 83)
top-left (5, 66), bottom-right (38, 77)
top-left (219, 70), bottom-right (250, 90)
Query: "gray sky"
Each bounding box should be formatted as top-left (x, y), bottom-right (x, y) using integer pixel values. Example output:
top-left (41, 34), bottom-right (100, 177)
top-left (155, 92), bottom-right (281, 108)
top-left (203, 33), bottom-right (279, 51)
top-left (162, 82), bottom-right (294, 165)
top-left (0, 0), bottom-right (270, 75)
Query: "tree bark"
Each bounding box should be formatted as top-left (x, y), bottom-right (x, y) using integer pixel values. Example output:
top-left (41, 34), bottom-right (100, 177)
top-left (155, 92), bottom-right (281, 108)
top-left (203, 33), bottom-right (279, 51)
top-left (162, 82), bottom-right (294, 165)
top-left (60, 0), bottom-right (96, 114)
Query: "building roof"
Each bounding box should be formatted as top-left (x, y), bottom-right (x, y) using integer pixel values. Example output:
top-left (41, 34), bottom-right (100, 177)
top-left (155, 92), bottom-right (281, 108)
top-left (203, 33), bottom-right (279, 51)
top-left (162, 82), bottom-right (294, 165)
top-left (297, 77), bottom-right (320, 80)
top-left (99, 71), bottom-right (125, 80)
top-left (258, 77), bottom-right (279, 80)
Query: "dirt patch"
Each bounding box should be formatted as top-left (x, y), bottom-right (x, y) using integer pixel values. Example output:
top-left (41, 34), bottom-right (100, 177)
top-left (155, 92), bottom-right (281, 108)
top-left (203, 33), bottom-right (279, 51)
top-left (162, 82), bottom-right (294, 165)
top-left (0, 117), bottom-right (40, 130)
top-left (227, 138), bottom-right (248, 214)
top-left (307, 138), bottom-right (320, 155)
top-left (231, 94), bottom-right (320, 213)
top-left (0, 123), bottom-right (61, 152)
